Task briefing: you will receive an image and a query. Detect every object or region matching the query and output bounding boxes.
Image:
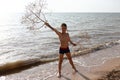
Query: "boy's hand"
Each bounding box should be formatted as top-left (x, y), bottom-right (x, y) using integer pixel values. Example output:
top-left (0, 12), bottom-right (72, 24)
top-left (44, 22), bottom-right (51, 27)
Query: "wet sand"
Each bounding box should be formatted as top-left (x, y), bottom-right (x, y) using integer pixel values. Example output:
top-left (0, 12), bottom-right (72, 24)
top-left (0, 45), bottom-right (120, 80)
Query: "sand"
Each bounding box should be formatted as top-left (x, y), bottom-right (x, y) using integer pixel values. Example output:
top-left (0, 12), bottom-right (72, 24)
top-left (0, 45), bottom-right (120, 80)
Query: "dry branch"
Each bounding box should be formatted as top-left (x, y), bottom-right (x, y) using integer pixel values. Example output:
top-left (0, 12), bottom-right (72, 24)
top-left (21, 0), bottom-right (47, 30)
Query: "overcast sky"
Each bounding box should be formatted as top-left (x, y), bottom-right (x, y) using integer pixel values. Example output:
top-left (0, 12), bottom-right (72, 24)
top-left (0, 0), bottom-right (120, 13)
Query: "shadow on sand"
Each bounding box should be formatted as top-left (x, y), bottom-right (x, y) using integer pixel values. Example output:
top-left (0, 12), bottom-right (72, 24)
top-left (77, 71), bottom-right (91, 80)
top-left (60, 71), bottom-right (91, 80)
top-left (62, 75), bottom-right (71, 80)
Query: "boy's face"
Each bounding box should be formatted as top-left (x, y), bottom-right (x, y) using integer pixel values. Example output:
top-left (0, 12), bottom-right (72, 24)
top-left (61, 26), bottom-right (67, 33)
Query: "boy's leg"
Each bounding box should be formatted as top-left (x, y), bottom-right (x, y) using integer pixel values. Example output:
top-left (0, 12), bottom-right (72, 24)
top-left (65, 53), bottom-right (77, 71)
top-left (58, 54), bottom-right (64, 77)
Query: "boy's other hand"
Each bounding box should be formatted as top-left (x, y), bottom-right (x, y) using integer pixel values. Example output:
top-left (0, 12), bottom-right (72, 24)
top-left (73, 43), bottom-right (77, 46)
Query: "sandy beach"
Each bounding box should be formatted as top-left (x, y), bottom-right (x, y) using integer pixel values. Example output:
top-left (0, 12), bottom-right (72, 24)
top-left (0, 43), bottom-right (119, 80)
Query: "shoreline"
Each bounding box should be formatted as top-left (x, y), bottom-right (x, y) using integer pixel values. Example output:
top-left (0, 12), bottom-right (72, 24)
top-left (2, 53), bottom-right (120, 80)
top-left (0, 40), bottom-right (120, 76)
top-left (0, 41), bottom-right (119, 80)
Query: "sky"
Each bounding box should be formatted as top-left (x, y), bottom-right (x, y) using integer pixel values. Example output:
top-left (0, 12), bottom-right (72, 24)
top-left (0, 0), bottom-right (120, 14)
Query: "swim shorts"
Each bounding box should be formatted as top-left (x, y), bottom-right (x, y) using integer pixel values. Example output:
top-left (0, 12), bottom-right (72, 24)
top-left (59, 47), bottom-right (70, 54)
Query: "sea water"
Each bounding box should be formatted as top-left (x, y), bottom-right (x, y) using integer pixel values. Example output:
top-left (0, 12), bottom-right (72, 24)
top-left (0, 13), bottom-right (120, 68)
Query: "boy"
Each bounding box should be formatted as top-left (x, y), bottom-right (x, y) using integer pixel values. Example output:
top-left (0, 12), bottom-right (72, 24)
top-left (45, 22), bottom-right (77, 78)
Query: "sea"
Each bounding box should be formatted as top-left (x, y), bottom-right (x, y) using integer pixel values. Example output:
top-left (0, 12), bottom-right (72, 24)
top-left (0, 13), bottom-right (120, 72)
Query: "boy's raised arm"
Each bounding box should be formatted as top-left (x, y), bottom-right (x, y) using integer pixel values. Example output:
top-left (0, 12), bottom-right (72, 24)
top-left (45, 22), bottom-right (60, 35)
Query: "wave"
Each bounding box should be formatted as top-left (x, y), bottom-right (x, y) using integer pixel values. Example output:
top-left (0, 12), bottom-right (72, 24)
top-left (0, 40), bottom-right (120, 76)
top-left (0, 58), bottom-right (58, 76)
top-left (74, 40), bottom-right (120, 56)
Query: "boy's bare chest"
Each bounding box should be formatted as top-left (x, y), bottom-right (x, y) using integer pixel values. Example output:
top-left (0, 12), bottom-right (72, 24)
top-left (59, 34), bottom-right (69, 41)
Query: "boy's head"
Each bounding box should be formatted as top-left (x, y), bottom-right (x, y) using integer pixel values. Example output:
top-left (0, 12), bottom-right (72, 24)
top-left (61, 23), bottom-right (67, 33)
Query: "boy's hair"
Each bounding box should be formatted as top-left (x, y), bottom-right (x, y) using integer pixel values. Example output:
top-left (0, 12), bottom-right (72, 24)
top-left (61, 23), bottom-right (67, 28)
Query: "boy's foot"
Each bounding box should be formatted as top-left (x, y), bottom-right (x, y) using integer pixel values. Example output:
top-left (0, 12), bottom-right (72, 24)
top-left (73, 68), bottom-right (78, 73)
top-left (72, 69), bottom-right (78, 74)
top-left (57, 74), bottom-right (61, 78)
top-left (57, 73), bottom-right (61, 78)
top-left (58, 75), bottom-right (61, 78)
top-left (75, 69), bottom-right (78, 72)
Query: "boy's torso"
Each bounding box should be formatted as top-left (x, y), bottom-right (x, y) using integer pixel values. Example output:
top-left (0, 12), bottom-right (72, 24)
top-left (59, 33), bottom-right (70, 48)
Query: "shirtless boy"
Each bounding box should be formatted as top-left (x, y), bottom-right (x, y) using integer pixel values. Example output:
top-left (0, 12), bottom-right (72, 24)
top-left (45, 22), bottom-right (77, 78)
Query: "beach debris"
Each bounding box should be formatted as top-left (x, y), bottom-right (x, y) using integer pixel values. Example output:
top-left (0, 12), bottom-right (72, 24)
top-left (99, 68), bottom-right (120, 80)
